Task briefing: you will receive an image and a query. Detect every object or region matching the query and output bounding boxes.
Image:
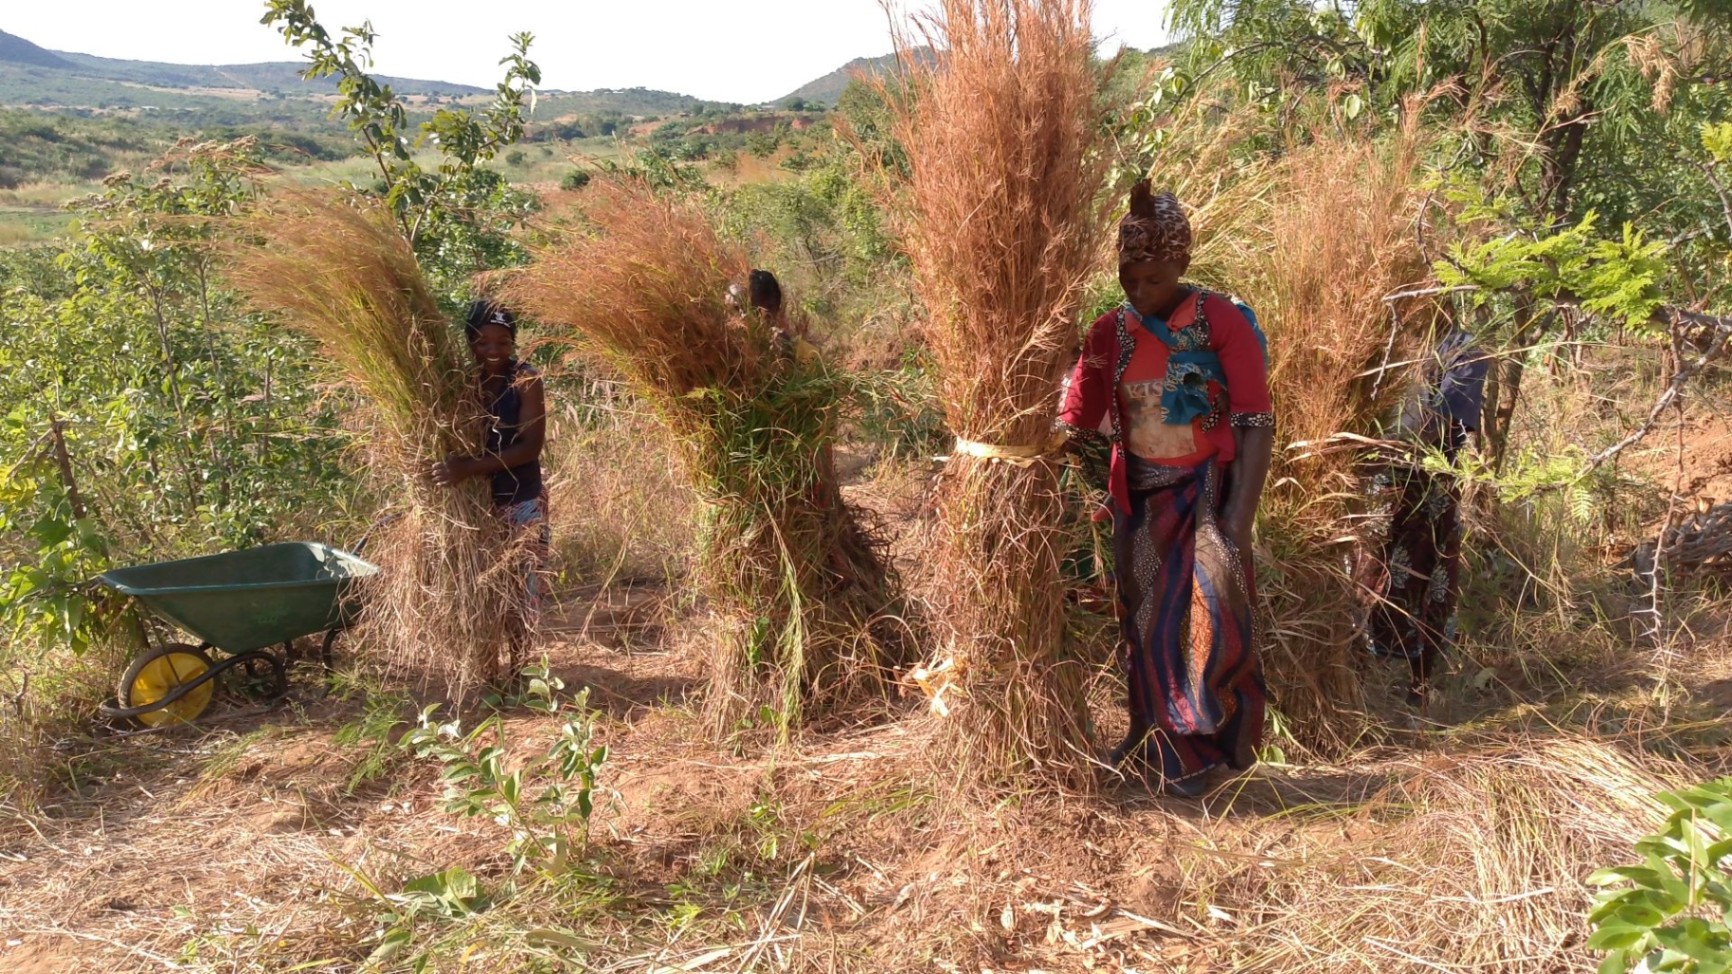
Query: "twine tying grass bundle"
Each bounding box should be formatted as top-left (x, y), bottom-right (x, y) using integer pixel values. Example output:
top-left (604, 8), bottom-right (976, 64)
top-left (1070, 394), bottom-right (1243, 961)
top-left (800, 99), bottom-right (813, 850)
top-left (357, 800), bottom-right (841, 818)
top-left (230, 194), bottom-right (524, 701)
top-left (505, 179), bottom-right (904, 736)
top-left (879, 0), bottom-right (1111, 787)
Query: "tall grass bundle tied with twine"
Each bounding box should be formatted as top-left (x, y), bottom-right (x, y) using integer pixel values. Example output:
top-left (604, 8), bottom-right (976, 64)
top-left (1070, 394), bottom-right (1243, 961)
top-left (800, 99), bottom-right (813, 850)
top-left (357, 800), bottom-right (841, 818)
top-left (1161, 104), bottom-right (1435, 752)
top-left (877, 0), bottom-right (1111, 787)
top-left (229, 194), bottom-right (523, 701)
top-left (505, 179), bottom-right (903, 736)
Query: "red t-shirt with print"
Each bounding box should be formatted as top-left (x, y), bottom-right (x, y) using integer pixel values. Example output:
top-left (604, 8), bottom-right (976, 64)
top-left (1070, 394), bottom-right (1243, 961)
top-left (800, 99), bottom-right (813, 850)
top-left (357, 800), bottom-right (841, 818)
top-left (1058, 290), bottom-right (1273, 512)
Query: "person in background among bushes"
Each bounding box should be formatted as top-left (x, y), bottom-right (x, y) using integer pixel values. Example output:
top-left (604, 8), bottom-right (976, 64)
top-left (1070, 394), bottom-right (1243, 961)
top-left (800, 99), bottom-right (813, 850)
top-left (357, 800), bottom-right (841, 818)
top-left (747, 268), bottom-right (819, 368)
top-left (741, 268), bottom-right (844, 541)
top-left (1364, 327), bottom-right (1488, 707)
top-left (430, 300), bottom-right (550, 669)
top-left (1058, 181), bottom-right (1275, 797)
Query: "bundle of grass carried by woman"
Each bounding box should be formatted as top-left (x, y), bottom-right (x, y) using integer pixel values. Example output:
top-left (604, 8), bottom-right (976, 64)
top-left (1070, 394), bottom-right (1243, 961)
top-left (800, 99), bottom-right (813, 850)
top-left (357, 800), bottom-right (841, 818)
top-left (878, 0), bottom-right (1111, 787)
top-left (230, 194), bottom-right (526, 701)
top-left (1146, 95), bottom-right (1436, 753)
top-left (505, 178), bottom-right (902, 736)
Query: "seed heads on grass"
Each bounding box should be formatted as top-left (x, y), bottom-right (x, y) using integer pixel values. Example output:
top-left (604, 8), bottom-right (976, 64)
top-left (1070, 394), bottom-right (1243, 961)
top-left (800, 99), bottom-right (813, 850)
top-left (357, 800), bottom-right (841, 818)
top-left (875, 0), bottom-right (1113, 788)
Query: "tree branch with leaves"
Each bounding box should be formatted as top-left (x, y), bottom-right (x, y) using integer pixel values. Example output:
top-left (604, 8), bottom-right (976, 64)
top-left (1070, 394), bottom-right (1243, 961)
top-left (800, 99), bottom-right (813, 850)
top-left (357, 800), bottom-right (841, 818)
top-left (260, 0), bottom-right (541, 292)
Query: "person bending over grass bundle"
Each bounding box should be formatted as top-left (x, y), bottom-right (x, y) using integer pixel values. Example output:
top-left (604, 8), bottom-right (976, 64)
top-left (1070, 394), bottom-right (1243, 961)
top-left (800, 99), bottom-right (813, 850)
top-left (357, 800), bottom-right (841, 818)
top-left (1057, 182), bottom-right (1275, 798)
top-left (746, 268), bottom-right (819, 368)
top-left (430, 300), bottom-right (550, 668)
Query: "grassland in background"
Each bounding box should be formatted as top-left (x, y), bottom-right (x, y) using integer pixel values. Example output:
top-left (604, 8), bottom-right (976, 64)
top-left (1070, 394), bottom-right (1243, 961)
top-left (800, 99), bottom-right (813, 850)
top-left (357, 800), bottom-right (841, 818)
top-left (0, 100), bottom-right (816, 246)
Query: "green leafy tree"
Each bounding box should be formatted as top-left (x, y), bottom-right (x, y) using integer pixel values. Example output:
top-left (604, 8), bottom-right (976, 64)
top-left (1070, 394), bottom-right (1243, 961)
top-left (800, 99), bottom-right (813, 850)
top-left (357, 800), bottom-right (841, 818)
top-left (0, 140), bottom-right (348, 656)
top-left (260, 0), bottom-right (542, 295)
top-left (1164, 0), bottom-right (1731, 466)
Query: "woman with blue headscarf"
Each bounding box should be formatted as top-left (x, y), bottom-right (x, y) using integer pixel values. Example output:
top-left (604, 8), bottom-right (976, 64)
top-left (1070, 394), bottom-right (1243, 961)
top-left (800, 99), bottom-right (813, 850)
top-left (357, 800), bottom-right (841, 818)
top-left (429, 299), bottom-right (550, 667)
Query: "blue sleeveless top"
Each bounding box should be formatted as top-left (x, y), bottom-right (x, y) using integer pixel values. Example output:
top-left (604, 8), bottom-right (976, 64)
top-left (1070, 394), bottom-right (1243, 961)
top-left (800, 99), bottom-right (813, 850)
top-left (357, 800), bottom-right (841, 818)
top-left (484, 360), bottom-right (544, 506)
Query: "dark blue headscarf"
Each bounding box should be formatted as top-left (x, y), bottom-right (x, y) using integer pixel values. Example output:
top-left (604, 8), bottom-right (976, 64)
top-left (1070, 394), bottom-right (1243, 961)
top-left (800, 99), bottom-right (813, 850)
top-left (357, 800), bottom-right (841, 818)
top-left (464, 300), bottom-right (516, 344)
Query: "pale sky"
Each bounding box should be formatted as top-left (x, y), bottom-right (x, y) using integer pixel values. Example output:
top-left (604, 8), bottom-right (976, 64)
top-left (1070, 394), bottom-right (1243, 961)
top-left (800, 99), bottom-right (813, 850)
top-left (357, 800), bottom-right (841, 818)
top-left (4, 1), bottom-right (1173, 104)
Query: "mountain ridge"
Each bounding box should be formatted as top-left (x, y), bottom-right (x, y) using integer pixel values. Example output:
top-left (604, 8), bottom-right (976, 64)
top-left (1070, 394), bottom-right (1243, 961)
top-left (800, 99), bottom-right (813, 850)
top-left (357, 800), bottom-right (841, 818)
top-left (0, 27), bottom-right (732, 119)
top-left (0, 29), bottom-right (74, 70)
top-left (1, 26), bottom-right (864, 110)
top-left (775, 51), bottom-right (903, 107)
top-left (0, 28), bottom-right (1152, 117)
top-left (0, 29), bottom-right (493, 97)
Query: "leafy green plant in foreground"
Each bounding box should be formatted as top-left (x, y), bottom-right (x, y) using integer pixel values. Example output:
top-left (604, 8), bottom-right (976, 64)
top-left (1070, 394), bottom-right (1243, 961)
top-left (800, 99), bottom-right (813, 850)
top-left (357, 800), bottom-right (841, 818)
top-left (1588, 778), bottom-right (1732, 973)
top-left (402, 668), bottom-right (609, 879)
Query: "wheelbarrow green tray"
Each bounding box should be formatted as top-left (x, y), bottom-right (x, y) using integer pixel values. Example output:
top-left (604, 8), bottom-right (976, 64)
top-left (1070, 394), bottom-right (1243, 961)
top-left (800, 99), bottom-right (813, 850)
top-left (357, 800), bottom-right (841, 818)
top-left (100, 542), bottom-right (378, 653)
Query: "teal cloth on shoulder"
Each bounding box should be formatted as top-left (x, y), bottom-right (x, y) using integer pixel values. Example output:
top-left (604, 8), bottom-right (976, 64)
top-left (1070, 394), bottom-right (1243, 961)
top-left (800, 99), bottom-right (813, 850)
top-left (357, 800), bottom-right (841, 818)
top-left (1231, 299), bottom-right (1270, 367)
top-left (1125, 292), bottom-right (1267, 425)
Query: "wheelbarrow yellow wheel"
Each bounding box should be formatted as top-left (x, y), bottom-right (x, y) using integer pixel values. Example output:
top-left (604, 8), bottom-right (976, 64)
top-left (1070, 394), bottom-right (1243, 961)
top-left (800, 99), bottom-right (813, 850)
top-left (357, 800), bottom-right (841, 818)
top-left (119, 643), bottom-right (215, 728)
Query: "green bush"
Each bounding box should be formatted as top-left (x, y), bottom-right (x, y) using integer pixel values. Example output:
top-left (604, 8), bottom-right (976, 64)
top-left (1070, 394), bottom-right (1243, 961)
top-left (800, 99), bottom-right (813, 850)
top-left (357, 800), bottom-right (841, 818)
top-left (560, 168), bottom-right (592, 191)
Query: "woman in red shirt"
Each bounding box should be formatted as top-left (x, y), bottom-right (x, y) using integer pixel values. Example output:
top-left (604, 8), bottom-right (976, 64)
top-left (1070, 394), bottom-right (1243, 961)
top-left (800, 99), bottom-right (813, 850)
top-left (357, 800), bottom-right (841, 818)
top-left (1058, 182), bottom-right (1275, 797)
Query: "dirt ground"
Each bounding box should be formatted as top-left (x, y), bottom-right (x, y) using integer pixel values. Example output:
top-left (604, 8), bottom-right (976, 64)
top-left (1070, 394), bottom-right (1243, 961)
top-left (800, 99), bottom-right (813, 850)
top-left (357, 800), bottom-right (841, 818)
top-left (3, 457), bottom-right (1730, 974)
top-left (0, 622), bottom-right (1462, 974)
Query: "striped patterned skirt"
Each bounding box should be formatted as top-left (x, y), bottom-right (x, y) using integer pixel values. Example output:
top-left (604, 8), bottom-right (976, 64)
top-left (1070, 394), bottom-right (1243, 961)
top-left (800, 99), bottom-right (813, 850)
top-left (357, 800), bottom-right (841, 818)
top-left (1113, 458), bottom-right (1266, 784)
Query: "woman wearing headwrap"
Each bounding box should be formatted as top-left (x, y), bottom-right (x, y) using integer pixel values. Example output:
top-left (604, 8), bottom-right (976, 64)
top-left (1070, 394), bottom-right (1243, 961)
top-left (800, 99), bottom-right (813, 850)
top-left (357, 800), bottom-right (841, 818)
top-left (430, 299), bottom-right (550, 668)
top-left (1057, 182), bottom-right (1274, 797)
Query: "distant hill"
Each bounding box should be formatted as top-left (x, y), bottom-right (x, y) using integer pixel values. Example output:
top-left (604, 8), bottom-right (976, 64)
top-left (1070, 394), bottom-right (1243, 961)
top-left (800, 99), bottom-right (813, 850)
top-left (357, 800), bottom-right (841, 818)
top-left (775, 51), bottom-right (906, 108)
top-left (775, 43), bottom-right (1183, 109)
top-left (0, 29), bottom-right (74, 70)
top-left (50, 50), bottom-right (490, 97)
top-left (534, 88), bottom-right (737, 121)
top-left (0, 27), bottom-right (742, 129)
top-left (0, 28), bottom-right (489, 109)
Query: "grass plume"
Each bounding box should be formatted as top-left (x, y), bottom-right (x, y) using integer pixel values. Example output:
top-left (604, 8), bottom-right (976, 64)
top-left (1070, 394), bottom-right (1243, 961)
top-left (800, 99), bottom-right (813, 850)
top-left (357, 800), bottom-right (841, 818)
top-left (877, 0), bottom-right (1112, 787)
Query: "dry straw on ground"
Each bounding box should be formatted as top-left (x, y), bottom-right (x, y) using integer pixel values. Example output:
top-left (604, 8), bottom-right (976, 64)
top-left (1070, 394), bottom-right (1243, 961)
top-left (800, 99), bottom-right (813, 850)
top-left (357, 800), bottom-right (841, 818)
top-left (505, 179), bottom-right (904, 736)
top-left (1196, 735), bottom-right (1677, 973)
top-left (1156, 99), bottom-right (1437, 755)
top-left (229, 194), bottom-right (524, 702)
top-left (878, 0), bottom-right (1112, 787)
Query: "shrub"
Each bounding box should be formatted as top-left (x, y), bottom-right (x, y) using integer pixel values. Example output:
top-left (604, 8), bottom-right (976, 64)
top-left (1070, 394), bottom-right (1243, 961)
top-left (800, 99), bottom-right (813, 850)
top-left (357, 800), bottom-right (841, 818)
top-left (1589, 777), bottom-right (1732, 973)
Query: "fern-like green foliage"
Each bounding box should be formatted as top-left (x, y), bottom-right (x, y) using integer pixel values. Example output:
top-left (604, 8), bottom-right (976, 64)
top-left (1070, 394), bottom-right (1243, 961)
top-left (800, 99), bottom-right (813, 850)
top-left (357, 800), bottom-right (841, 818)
top-left (1439, 210), bottom-right (1669, 332)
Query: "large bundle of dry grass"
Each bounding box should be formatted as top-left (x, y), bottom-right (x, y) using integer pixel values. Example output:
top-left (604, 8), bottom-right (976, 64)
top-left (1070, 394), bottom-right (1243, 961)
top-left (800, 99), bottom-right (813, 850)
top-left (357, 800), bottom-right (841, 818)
top-left (1148, 103), bottom-right (1435, 754)
top-left (879, 0), bottom-right (1110, 787)
top-left (229, 194), bottom-right (522, 701)
top-left (505, 179), bottom-right (902, 735)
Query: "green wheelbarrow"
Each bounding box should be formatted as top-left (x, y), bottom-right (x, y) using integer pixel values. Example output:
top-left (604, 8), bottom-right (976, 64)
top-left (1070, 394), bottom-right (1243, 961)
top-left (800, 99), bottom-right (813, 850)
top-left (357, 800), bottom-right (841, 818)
top-left (96, 542), bottom-right (378, 728)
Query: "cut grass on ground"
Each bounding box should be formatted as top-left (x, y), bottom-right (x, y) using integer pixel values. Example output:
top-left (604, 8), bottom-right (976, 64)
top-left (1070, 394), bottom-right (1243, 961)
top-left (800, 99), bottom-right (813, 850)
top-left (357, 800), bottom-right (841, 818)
top-left (3, 506), bottom-right (1728, 974)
